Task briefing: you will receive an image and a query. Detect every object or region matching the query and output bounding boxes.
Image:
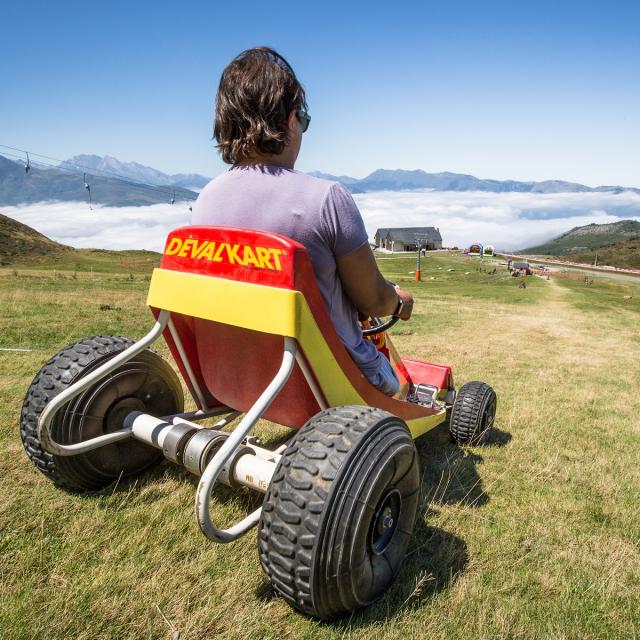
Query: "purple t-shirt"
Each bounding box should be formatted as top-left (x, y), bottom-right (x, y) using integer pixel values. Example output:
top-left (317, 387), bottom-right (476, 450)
top-left (191, 165), bottom-right (381, 374)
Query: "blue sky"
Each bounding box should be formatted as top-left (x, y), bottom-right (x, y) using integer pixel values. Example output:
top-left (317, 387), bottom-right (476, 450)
top-left (1, 0), bottom-right (639, 186)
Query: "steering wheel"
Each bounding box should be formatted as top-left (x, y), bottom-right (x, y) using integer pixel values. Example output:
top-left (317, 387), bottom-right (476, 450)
top-left (360, 281), bottom-right (406, 337)
top-left (361, 315), bottom-right (400, 337)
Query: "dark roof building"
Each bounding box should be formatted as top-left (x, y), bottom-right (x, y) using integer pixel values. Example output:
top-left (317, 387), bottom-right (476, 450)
top-left (374, 226), bottom-right (442, 251)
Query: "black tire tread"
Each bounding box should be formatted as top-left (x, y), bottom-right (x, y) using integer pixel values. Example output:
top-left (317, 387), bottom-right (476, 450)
top-left (259, 405), bottom-right (418, 619)
top-left (20, 335), bottom-right (179, 491)
top-left (449, 380), bottom-right (496, 445)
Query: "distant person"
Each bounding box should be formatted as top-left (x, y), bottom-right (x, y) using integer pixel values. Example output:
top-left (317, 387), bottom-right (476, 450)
top-left (191, 47), bottom-right (413, 396)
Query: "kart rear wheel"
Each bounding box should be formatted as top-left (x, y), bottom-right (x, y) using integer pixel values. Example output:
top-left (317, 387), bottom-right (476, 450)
top-left (449, 381), bottom-right (497, 445)
top-left (20, 335), bottom-right (184, 491)
top-left (258, 406), bottom-right (420, 619)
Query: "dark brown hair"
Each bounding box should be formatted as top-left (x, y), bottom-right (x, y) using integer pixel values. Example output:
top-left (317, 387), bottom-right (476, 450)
top-left (214, 47), bottom-right (307, 164)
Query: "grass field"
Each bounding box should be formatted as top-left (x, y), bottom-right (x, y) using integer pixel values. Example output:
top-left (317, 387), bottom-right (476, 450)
top-left (5, 247), bottom-right (161, 274)
top-left (1, 252), bottom-right (639, 640)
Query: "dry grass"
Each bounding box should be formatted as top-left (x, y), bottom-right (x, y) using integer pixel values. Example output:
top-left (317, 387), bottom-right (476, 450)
top-left (1, 254), bottom-right (639, 640)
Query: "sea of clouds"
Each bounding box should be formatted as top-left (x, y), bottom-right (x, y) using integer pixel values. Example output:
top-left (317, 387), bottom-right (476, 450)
top-left (5, 189), bottom-right (640, 252)
top-left (355, 190), bottom-right (640, 250)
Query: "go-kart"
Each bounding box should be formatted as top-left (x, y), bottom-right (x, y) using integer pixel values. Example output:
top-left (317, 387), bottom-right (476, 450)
top-left (20, 226), bottom-right (497, 619)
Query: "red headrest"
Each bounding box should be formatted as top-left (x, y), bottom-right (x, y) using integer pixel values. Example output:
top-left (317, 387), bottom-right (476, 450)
top-left (160, 226), bottom-right (304, 289)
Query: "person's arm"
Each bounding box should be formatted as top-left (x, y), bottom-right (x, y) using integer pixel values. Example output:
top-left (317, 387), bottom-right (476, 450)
top-left (321, 182), bottom-right (413, 320)
top-left (336, 244), bottom-right (414, 320)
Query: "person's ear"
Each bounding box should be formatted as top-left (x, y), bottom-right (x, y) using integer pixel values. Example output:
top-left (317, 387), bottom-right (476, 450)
top-left (287, 109), bottom-right (298, 131)
top-left (284, 110), bottom-right (298, 147)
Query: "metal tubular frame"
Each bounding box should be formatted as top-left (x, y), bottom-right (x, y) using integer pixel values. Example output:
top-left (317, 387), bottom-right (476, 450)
top-left (166, 407), bottom-right (233, 422)
top-left (36, 310), bottom-right (238, 458)
top-left (36, 308), bottom-right (301, 544)
top-left (195, 337), bottom-right (297, 543)
top-left (167, 316), bottom-right (209, 410)
top-left (172, 410), bottom-right (242, 431)
top-left (37, 310), bottom-right (171, 457)
top-left (295, 350), bottom-right (328, 411)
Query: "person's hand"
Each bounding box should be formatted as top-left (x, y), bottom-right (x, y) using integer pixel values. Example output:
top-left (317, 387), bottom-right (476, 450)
top-left (395, 287), bottom-right (413, 321)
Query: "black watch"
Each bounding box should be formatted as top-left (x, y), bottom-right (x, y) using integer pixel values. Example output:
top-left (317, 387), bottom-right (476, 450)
top-left (393, 295), bottom-right (404, 318)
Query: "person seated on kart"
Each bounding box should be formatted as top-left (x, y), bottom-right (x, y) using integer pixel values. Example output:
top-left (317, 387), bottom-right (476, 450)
top-left (191, 47), bottom-right (413, 396)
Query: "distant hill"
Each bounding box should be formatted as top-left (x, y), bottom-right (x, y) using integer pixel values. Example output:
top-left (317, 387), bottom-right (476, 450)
top-left (61, 155), bottom-right (211, 190)
top-left (0, 155), bottom-right (198, 206)
top-left (0, 213), bottom-right (160, 271)
top-left (307, 171), bottom-right (364, 192)
top-left (313, 168), bottom-right (640, 195)
top-left (519, 220), bottom-right (640, 256)
top-left (0, 212), bottom-right (71, 264)
top-left (567, 238), bottom-right (640, 270)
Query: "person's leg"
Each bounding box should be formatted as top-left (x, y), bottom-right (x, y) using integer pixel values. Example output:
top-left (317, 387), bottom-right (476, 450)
top-left (362, 352), bottom-right (400, 396)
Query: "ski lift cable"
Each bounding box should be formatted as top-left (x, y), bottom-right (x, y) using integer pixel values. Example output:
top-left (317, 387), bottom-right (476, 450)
top-left (0, 149), bottom-right (170, 199)
top-left (0, 144), bottom-right (191, 200)
top-left (0, 143), bottom-right (179, 195)
top-left (1, 149), bottom-right (195, 211)
top-left (0, 149), bottom-right (179, 200)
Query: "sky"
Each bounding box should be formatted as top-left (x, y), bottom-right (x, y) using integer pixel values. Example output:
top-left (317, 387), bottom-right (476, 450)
top-left (1, 0), bottom-right (639, 187)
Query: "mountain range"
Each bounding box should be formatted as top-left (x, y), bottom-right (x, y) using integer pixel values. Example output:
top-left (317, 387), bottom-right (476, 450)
top-left (1, 153), bottom-right (639, 207)
top-left (310, 169), bottom-right (640, 195)
top-left (60, 155), bottom-right (211, 190)
top-left (0, 155), bottom-right (197, 206)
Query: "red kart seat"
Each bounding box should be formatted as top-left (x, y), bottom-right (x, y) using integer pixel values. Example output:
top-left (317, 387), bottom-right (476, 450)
top-left (147, 226), bottom-right (448, 437)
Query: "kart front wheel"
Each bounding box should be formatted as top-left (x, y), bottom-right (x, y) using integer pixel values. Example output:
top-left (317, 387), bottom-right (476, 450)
top-left (258, 406), bottom-right (420, 619)
top-left (449, 381), bottom-right (497, 445)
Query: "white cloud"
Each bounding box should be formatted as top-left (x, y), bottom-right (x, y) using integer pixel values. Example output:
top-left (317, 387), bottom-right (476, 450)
top-left (4, 201), bottom-right (192, 252)
top-left (4, 190), bottom-right (640, 252)
top-left (354, 190), bottom-right (640, 249)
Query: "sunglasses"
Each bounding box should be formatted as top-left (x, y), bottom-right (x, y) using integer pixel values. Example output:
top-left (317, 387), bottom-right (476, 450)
top-left (296, 108), bottom-right (311, 133)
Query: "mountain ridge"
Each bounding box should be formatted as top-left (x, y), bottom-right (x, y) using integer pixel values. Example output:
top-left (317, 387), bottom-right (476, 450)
top-left (317, 168), bottom-right (640, 195)
top-left (2, 151), bottom-right (640, 207)
top-left (0, 155), bottom-right (197, 206)
top-left (61, 154), bottom-right (211, 190)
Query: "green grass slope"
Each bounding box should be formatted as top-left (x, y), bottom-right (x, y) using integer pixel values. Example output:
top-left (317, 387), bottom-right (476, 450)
top-left (566, 237), bottom-right (640, 269)
top-left (0, 212), bottom-right (72, 264)
top-left (0, 213), bottom-right (160, 272)
top-left (15, 247), bottom-right (162, 273)
top-left (1, 252), bottom-right (639, 639)
top-left (521, 219), bottom-right (640, 256)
